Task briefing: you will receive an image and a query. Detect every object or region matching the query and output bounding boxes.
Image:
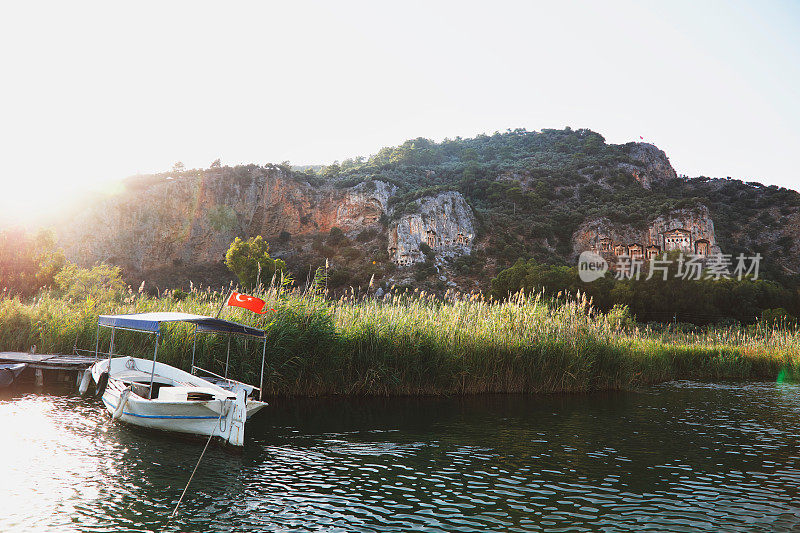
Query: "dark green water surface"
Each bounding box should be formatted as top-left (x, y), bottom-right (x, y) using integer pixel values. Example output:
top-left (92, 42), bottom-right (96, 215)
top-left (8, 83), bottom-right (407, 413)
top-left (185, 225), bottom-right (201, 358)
top-left (2, 381), bottom-right (800, 532)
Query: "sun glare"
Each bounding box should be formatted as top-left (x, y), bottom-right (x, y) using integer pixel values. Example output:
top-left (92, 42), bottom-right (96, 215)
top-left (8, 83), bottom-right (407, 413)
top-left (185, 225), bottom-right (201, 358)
top-left (0, 181), bottom-right (75, 227)
top-left (0, 176), bottom-right (127, 228)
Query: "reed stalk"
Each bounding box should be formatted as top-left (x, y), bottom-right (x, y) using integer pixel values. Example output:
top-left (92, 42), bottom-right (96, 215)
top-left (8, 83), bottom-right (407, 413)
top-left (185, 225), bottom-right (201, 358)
top-left (0, 284), bottom-right (796, 396)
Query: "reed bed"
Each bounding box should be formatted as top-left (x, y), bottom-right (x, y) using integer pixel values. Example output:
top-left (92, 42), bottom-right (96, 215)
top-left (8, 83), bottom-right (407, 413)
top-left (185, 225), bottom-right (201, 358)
top-left (0, 285), bottom-right (797, 396)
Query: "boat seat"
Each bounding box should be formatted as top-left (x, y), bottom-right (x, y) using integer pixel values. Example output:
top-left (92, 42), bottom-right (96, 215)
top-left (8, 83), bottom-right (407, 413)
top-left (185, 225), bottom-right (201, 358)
top-left (129, 381), bottom-right (174, 399)
top-left (114, 368), bottom-right (176, 400)
top-left (157, 386), bottom-right (226, 402)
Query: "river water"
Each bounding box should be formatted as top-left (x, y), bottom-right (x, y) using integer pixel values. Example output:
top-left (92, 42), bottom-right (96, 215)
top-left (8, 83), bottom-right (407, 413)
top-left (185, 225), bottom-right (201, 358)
top-left (1, 381), bottom-right (800, 532)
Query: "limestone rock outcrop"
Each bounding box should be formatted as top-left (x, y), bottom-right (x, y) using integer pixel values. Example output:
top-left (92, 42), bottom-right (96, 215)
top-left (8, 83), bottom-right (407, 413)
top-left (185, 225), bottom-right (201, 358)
top-left (387, 192), bottom-right (475, 266)
top-left (572, 206), bottom-right (721, 260)
top-left (618, 143), bottom-right (678, 189)
top-left (647, 208), bottom-right (720, 254)
top-left (335, 181), bottom-right (396, 232)
top-left (59, 163), bottom-right (478, 278)
top-left (60, 167), bottom-right (393, 273)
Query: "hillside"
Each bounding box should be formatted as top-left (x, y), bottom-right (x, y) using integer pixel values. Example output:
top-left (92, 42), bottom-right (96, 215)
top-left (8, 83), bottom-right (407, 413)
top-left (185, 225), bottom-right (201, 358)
top-left (57, 128), bottom-right (800, 296)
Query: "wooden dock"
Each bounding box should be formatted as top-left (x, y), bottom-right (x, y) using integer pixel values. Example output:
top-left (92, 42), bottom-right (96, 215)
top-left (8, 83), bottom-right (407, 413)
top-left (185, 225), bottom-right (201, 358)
top-left (0, 352), bottom-right (97, 369)
top-left (0, 352), bottom-right (97, 387)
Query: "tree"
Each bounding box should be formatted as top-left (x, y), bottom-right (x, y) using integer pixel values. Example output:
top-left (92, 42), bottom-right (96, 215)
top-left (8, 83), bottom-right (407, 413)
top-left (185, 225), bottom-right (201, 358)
top-left (172, 161), bottom-right (185, 172)
top-left (224, 236), bottom-right (287, 289)
top-left (0, 228), bottom-right (65, 297)
top-left (210, 158), bottom-right (221, 168)
top-left (55, 263), bottom-right (125, 303)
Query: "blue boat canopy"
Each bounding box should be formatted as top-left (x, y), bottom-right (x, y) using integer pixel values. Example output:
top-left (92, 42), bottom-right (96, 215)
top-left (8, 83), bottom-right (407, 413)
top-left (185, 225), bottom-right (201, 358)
top-left (98, 312), bottom-right (265, 338)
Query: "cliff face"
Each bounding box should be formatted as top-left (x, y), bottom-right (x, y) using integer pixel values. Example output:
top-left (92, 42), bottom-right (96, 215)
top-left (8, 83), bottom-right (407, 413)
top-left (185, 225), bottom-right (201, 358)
top-left (61, 167), bottom-right (394, 273)
top-left (647, 208), bottom-right (720, 253)
top-left (60, 167), bottom-right (472, 279)
top-left (617, 143), bottom-right (678, 189)
top-left (387, 192), bottom-right (475, 265)
top-left (335, 180), bottom-right (396, 231)
top-left (572, 206), bottom-right (721, 259)
top-left (53, 128), bottom-right (800, 292)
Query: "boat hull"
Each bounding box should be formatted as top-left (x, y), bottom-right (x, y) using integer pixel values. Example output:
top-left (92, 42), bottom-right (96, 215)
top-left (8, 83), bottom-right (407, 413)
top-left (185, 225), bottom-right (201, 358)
top-left (0, 363), bottom-right (26, 388)
top-left (91, 357), bottom-right (266, 446)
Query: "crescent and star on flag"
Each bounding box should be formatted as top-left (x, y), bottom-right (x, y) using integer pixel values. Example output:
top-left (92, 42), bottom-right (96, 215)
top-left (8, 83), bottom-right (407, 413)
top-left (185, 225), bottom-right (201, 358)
top-left (226, 291), bottom-right (269, 314)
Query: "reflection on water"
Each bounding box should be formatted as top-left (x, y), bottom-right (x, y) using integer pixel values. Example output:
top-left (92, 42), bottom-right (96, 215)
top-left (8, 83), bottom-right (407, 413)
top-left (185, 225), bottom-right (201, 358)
top-left (2, 382), bottom-right (800, 532)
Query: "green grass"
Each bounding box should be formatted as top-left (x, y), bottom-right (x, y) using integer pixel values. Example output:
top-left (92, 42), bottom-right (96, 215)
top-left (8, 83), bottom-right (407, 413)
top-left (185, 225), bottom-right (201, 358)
top-left (0, 286), bottom-right (797, 396)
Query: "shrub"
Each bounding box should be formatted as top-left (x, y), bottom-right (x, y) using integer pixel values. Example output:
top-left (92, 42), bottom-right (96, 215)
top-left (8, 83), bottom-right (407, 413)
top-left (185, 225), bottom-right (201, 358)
top-left (171, 289), bottom-right (188, 302)
top-left (356, 229), bottom-right (378, 243)
top-left (54, 263), bottom-right (125, 303)
top-left (207, 205), bottom-right (238, 232)
top-left (607, 304), bottom-right (634, 330)
top-left (327, 227), bottom-right (347, 246)
top-left (224, 236), bottom-right (287, 289)
top-left (761, 308), bottom-right (797, 328)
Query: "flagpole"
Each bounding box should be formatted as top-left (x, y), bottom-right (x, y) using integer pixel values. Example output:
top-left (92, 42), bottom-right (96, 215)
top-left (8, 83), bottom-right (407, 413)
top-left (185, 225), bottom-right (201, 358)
top-left (215, 290), bottom-right (232, 319)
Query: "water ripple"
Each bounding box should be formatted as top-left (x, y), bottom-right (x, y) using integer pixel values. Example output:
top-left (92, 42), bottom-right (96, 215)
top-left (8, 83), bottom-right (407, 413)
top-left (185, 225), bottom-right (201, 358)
top-left (2, 384), bottom-right (800, 531)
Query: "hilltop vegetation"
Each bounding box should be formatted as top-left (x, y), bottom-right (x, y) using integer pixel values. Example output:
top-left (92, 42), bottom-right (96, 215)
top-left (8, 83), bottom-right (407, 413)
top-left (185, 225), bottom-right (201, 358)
top-left (315, 129), bottom-right (684, 264)
top-left (309, 128), bottom-right (799, 276)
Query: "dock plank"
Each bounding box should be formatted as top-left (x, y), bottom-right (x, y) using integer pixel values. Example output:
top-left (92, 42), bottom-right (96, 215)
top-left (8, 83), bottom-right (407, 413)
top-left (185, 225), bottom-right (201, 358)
top-left (0, 352), bottom-right (97, 368)
top-left (0, 352), bottom-right (57, 363)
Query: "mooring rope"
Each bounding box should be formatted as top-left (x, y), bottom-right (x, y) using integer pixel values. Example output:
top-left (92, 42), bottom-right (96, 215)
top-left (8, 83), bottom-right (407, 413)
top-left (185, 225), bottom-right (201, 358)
top-left (165, 400), bottom-right (229, 526)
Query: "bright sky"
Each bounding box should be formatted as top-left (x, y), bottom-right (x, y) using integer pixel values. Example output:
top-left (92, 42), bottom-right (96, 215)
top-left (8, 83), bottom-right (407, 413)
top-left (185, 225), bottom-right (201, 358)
top-left (1, 0), bottom-right (798, 224)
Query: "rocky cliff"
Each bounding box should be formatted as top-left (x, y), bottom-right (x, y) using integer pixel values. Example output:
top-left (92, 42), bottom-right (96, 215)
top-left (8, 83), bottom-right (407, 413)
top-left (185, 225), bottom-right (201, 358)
top-left (59, 166), bottom-right (475, 286)
top-left (387, 192), bottom-right (475, 266)
top-left (617, 143), bottom-right (678, 189)
top-left (572, 206), bottom-right (721, 260)
top-left (61, 167), bottom-right (397, 273)
top-left (53, 128), bottom-right (800, 292)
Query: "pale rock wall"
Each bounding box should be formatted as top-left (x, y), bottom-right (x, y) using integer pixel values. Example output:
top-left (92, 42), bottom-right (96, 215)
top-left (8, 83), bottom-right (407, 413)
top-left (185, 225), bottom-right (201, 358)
top-left (335, 181), bottom-right (396, 233)
top-left (60, 168), bottom-right (394, 273)
top-left (387, 192), bottom-right (475, 266)
top-left (647, 207), bottom-right (720, 254)
top-left (572, 206), bottom-right (721, 261)
top-left (617, 143), bottom-right (678, 189)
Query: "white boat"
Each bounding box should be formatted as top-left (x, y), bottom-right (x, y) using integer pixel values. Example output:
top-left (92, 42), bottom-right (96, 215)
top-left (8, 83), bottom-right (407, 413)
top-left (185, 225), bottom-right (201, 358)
top-left (0, 363), bottom-right (27, 388)
top-left (81, 312), bottom-right (268, 447)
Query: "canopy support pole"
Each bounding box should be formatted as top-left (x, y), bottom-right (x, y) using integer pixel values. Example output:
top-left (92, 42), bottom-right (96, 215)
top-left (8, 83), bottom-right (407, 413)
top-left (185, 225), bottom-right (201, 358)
top-left (260, 337), bottom-right (267, 401)
top-left (149, 332), bottom-right (160, 399)
top-left (94, 324), bottom-right (100, 361)
top-left (106, 327), bottom-right (116, 375)
top-left (190, 325), bottom-right (198, 374)
top-left (224, 335), bottom-right (231, 380)
top-left (215, 291), bottom-right (232, 319)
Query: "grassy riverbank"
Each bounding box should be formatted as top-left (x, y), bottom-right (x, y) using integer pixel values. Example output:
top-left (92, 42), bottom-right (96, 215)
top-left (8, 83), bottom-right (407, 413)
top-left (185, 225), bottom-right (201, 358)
top-left (0, 286), bottom-right (797, 395)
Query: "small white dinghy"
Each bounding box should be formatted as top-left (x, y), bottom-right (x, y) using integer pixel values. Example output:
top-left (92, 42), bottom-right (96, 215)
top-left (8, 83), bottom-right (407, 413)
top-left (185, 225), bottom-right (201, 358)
top-left (0, 363), bottom-right (27, 388)
top-left (81, 312), bottom-right (269, 447)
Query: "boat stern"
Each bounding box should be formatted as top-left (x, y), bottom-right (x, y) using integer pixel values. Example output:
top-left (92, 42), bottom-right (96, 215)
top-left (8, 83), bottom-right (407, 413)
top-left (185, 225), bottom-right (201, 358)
top-left (222, 389), bottom-right (248, 447)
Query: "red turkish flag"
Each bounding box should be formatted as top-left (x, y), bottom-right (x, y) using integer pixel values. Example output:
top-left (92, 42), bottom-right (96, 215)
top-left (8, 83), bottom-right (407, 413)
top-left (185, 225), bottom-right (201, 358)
top-left (226, 291), bottom-right (267, 314)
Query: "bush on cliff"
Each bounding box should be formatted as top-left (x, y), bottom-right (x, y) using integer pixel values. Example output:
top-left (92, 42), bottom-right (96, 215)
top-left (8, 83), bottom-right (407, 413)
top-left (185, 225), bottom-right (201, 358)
top-left (224, 236), bottom-right (287, 289)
